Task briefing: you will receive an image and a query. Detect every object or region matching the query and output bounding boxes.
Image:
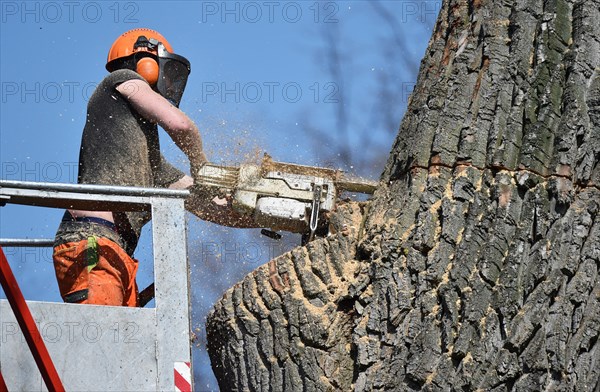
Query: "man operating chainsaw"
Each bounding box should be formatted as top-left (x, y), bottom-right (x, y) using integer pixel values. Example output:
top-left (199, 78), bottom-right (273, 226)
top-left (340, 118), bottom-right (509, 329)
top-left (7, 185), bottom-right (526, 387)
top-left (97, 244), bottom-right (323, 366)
top-left (52, 28), bottom-right (250, 307)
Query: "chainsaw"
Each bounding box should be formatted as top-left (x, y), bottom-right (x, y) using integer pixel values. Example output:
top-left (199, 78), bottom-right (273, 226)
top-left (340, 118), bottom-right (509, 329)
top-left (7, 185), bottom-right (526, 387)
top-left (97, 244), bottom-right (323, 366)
top-left (188, 154), bottom-right (377, 241)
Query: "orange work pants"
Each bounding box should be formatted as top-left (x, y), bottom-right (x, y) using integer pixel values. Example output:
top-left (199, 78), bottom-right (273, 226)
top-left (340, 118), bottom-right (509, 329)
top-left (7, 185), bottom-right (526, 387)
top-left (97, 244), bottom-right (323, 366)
top-left (53, 236), bottom-right (139, 307)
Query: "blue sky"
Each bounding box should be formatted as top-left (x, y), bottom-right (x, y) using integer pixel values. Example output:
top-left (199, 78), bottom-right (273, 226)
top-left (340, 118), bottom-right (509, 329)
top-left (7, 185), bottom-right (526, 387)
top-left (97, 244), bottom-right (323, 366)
top-left (0, 1), bottom-right (439, 389)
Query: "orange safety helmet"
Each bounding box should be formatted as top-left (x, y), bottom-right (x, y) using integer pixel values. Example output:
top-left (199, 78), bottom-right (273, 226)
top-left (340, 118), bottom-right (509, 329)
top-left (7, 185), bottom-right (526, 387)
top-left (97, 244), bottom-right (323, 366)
top-left (106, 28), bottom-right (172, 84)
top-left (105, 28), bottom-right (191, 107)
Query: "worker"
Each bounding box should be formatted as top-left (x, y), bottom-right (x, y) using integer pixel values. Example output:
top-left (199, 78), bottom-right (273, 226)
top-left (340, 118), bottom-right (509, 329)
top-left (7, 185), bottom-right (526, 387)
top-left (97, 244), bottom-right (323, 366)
top-left (52, 28), bottom-right (248, 307)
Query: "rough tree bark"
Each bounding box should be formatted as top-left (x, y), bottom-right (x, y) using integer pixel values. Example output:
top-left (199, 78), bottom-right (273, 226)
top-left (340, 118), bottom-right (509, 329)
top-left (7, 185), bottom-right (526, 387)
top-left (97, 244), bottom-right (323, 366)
top-left (207, 0), bottom-right (600, 390)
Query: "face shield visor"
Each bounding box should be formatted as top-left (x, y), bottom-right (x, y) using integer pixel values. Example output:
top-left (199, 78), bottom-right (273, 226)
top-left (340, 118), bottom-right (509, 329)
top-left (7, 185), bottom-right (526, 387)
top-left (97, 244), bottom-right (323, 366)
top-left (155, 42), bottom-right (191, 107)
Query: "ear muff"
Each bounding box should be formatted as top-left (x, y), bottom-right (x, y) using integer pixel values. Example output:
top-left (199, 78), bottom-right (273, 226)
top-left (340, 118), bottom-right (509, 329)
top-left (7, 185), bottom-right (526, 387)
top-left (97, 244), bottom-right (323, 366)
top-left (136, 57), bottom-right (159, 85)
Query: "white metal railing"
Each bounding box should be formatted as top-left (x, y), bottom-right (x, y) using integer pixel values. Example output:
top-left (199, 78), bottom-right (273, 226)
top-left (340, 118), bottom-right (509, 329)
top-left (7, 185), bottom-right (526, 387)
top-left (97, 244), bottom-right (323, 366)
top-left (0, 180), bottom-right (193, 391)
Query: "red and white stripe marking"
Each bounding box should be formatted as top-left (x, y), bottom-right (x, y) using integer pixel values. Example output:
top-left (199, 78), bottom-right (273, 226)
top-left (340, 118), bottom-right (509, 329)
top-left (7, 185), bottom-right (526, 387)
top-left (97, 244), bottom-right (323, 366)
top-left (174, 361), bottom-right (191, 392)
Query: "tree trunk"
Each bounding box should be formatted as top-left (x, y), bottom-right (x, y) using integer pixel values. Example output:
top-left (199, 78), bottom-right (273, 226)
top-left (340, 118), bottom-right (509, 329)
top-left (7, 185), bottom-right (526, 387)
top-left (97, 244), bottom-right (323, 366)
top-left (206, 0), bottom-right (600, 390)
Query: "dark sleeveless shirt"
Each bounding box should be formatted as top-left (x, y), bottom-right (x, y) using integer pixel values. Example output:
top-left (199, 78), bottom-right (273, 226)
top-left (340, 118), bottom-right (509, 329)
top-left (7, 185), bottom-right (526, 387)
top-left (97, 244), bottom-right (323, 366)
top-left (54, 69), bottom-right (184, 254)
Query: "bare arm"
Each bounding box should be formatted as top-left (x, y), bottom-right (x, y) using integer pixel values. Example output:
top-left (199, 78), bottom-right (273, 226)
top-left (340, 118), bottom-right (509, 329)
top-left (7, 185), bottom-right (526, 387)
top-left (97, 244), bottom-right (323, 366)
top-left (117, 79), bottom-right (255, 228)
top-left (116, 79), bottom-right (207, 172)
